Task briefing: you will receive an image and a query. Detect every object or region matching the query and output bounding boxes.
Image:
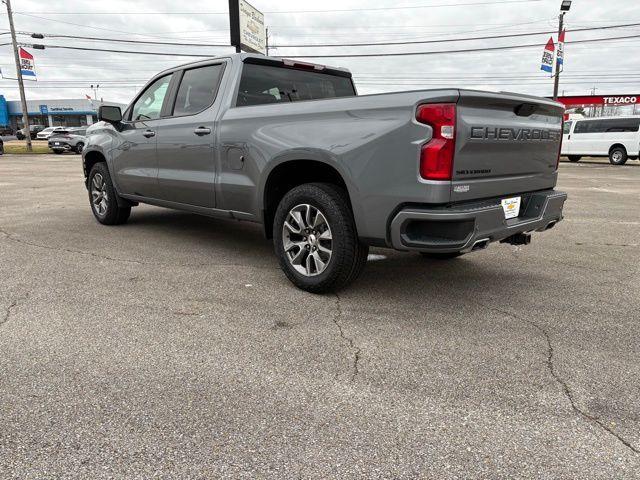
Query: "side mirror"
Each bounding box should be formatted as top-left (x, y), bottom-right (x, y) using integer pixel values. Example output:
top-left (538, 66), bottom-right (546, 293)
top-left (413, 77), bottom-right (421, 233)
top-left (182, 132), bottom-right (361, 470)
top-left (98, 105), bottom-right (122, 123)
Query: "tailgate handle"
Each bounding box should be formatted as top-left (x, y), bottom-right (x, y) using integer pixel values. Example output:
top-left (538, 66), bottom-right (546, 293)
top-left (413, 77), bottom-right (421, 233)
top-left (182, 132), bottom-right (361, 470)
top-left (514, 103), bottom-right (538, 117)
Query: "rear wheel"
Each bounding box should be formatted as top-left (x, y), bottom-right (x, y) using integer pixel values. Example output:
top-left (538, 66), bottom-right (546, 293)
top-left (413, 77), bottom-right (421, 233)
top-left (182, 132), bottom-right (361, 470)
top-left (609, 146), bottom-right (628, 165)
top-left (419, 251), bottom-right (464, 260)
top-left (274, 183), bottom-right (368, 293)
top-left (88, 162), bottom-right (131, 225)
top-left (567, 155), bottom-right (581, 162)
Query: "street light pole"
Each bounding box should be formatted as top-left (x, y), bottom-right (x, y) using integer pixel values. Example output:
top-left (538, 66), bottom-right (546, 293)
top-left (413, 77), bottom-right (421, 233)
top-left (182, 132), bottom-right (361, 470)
top-left (553, 1), bottom-right (571, 100)
top-left (552, 12), bottom-right (564, 101)
top-left (4, 0), bottom-right (32, 151)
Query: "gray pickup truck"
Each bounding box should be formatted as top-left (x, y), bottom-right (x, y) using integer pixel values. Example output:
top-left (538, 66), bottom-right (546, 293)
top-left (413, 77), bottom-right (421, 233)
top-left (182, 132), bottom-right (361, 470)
top-left (82, 53), bottom-right (566, 292)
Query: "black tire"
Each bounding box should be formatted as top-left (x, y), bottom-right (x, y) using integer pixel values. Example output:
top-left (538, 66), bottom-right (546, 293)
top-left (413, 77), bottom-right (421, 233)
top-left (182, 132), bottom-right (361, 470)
top-left (53, 150), bottom-right (63, 154)
top-left (419, 251), bottom-right (464, 260)
top-left (88, 162), bottom-right (131, 225)
top-left (609, 146), bottom-right (628, 165)
top-left (567, 155), bottom-right (581, 162)
top-left (75, 142), bottom-right (84, 154)
top-left (273, 182), bottom-right (369, 293)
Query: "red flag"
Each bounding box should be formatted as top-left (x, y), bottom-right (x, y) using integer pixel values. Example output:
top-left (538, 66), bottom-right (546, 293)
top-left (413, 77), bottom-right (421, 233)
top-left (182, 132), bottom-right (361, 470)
top-left (86, 94), bottom-right (92, 100)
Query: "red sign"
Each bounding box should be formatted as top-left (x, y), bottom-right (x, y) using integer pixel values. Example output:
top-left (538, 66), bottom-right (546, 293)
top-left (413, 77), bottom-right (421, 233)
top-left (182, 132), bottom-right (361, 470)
top-left (557, 95), bottom-right (639, 107)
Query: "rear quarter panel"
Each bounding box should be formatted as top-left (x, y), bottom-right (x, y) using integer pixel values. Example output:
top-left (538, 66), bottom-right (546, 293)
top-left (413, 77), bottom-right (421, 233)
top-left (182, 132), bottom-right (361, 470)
top-left (217, 89), bottom-right (459, 241)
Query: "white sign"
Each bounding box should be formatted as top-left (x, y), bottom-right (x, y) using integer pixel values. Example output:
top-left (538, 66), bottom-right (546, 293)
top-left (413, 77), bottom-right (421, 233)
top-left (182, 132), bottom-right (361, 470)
top-left (603, 96), bottom-right (637, 105)
top-left (239, 0), bottom-right (266, 55)
top-left (501, 196), bottom-right (521, 219)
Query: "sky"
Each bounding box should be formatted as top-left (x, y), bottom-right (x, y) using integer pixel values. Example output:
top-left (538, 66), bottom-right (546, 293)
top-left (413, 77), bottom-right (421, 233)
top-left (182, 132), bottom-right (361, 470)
top-left (0, 0), bottom-right (639, 106)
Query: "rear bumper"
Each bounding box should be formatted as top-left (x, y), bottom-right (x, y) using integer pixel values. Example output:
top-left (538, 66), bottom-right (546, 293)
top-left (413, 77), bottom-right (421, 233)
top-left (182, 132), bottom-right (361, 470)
top-left (49, 142), bottom-right (72, 151)
top-left (389, 189), bottom-right (567, 252)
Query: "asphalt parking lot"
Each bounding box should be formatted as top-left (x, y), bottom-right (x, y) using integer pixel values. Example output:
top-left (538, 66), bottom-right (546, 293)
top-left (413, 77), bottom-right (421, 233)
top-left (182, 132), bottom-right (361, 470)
top-left (1, 155), bottom-right (638, 478)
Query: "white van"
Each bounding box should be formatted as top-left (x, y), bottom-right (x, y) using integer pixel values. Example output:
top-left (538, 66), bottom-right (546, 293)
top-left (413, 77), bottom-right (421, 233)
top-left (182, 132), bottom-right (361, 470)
top-left (561, 116), bottom-right (640, 165)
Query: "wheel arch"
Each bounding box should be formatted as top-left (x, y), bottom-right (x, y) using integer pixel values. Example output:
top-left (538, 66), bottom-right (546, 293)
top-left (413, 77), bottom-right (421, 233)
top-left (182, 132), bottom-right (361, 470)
top-left (609, 143), bottom-right (627, 154)
top-left (83, 149), bottom-right (107, 186)
top-left (260, 155), bottom-right (360, 239)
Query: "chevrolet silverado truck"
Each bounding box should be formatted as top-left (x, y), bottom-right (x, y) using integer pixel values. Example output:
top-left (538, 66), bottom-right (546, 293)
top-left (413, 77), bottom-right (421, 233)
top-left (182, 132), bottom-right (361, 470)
top-left (82, 53), bottom-right (567, 292)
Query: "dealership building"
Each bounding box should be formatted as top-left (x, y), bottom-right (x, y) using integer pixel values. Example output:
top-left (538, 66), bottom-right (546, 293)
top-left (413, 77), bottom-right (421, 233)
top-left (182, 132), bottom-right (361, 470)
top-left (0, 95), bottom-right (125, 130)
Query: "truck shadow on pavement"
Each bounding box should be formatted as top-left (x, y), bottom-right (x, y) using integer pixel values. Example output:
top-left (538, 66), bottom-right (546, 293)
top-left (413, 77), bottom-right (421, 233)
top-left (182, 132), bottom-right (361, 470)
top-left (125, 207), bottom-right (543, 300)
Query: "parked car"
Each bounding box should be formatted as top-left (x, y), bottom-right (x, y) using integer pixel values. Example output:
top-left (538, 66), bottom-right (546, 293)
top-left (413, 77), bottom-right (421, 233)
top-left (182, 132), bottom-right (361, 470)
top-left (16, 125), bottom-right (44, 140)
top-left (0, 126), bottom-right (14, 136)
top-left (561, 116), bottom-right (640, 165)
top-left (0, 137), bottom-right (4, 154)
top-left (48, 128), bottom-right (87, 154)
top-left (36, 126), bottom-right (66, 140)
top-left (82, 53), bottom-right (567, 292)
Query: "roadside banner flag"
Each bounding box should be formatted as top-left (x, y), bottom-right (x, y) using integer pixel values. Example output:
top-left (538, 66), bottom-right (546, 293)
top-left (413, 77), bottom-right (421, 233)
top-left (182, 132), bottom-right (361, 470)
top-left (540, 37), bottom-right (555, 73)
top-left (557, 29), bottom-right (566, 68)
top-left (86, 94), bottom-right (92, 100)
top-left (19, 47), bottom-right (36, 79)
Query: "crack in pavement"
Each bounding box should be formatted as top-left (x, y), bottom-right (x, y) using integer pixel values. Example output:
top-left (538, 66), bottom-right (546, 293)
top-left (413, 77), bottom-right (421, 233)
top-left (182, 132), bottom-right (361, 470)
top-left (1, 292), bottom-right (29, 328)
top-left (332, 294), bottom-right (361, 383)
top-left (484, 303), bottom-right (639, 455)
top-left (575, 241), bottom-right (638, 248)
top-left (0, 226), bottom-right (275, 270)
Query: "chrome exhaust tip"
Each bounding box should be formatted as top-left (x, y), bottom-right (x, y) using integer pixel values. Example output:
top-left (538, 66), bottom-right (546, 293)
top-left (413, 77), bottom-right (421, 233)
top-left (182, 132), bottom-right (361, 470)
top-left (470, 238), bottom-right (490, 252)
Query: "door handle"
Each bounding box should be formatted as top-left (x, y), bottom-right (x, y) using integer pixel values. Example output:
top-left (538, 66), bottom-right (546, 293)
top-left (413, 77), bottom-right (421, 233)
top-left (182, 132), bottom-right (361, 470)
top-left (194, 127), bottom-right (212, 136)
top-left (143, 130), bottom-right (155, 138)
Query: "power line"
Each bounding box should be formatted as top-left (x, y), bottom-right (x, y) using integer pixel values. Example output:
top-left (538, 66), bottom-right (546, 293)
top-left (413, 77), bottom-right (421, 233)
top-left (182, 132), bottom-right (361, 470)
top-left (10, 31), bottom-right (640, 59)
top-left (272, 33), bottom-right (640, 58)
top-left (20, 22), bottom-right (640, 50)
top-left (270, 22), bottom-right (640, 48)
top-left (14, 1), bottom-right (542, 15)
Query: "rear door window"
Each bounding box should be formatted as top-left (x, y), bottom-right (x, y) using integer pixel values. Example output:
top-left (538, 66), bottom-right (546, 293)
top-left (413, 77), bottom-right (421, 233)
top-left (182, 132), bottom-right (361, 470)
top-left (236, 63), bottom-right (355, 107)
top-left (173, 64), bottom-right (225, 116)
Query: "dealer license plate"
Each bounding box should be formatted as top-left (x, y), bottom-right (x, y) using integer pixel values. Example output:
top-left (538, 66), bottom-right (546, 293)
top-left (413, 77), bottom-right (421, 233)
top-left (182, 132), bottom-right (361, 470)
top-left (501, 196), bottom-right (521, 219)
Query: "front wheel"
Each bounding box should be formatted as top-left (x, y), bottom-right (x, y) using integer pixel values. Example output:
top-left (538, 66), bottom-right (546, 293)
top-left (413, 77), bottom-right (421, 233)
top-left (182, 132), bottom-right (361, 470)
top-left (274, 183), bottom-right (368, 293)
top-left (609, 147), bottom-right (628, 165)
top-left (75, 142), bottom-right (84, 154)
top-left (567, 155), bottom-right (581, 162)
top-left (88, 163), bottom-right (131, 225)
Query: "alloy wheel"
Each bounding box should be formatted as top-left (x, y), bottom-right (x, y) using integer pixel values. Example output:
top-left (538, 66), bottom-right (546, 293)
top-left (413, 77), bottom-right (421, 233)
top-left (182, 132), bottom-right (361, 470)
top-left (91, 173), bottom-right (109, 216)
top-left (282, 203), bottom-right (333, 276)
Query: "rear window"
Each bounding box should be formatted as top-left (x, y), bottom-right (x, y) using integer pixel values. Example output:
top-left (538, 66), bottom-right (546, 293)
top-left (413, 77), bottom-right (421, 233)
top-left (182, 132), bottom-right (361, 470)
top-left (236, 63), bottom-right (355, 107)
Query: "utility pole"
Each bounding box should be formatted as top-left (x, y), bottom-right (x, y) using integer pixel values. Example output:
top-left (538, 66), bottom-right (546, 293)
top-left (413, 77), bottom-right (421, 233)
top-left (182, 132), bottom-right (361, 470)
top-left (553, 1), bottom-right (571, 100)
top-left (4, 0), bottom-right (32, 151)
top-left (552, 13), bottom-right (564, 100)
top-left (265, 27), bottom-right (269, 56)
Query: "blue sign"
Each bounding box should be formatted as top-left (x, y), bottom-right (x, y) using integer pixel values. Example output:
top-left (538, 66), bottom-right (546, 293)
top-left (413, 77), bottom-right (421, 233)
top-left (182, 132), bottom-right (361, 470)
top-left (39, 104), bottom-right (48, 115)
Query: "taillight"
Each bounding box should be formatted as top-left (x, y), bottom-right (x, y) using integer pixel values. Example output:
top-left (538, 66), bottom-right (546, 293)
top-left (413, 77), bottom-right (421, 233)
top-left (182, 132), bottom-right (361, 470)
top-left (416, 103), bottom-right (456, 181)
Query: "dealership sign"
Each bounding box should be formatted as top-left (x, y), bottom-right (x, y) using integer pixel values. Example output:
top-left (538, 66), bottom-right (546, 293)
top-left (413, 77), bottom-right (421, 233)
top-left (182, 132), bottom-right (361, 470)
top-left (229, 0), bottom-right (266, 55)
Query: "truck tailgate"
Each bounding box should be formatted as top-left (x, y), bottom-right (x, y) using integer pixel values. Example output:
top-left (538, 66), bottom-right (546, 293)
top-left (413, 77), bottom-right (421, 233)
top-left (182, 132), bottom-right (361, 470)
top-left (452, 90), bottom-right (564, 202)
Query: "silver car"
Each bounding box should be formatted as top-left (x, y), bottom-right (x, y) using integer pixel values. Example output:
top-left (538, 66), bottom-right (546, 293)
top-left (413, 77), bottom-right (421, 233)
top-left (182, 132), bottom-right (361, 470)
top-left (36, 126), bottom-right (65, 140)
top-left (48, 128), bottom-right (87, 154)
